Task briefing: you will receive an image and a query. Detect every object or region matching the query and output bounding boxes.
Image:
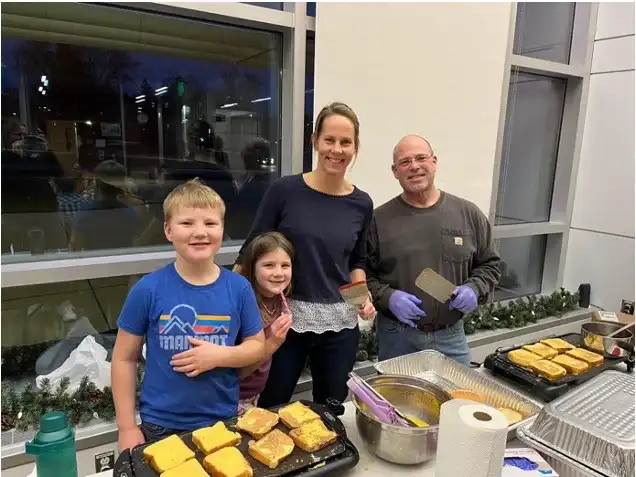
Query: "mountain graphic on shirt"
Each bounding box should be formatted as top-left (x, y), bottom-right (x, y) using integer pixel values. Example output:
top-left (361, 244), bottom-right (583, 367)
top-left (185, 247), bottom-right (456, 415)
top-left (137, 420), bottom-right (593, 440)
top-left (158, 304), bottom-right (231, 351)
top-left (158, 304), bottom-right (231, 335)
top-left (160, 316), bottom-right (197, 336)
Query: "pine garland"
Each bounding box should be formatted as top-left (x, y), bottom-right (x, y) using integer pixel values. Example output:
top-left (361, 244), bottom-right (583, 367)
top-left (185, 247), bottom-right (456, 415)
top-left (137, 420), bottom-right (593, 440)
top-left (355, 287), bottom-right (579, 361)
top-left (462, 287), bottom-right (579, 335)
top-left (1, 368), bottom-right (144, 432)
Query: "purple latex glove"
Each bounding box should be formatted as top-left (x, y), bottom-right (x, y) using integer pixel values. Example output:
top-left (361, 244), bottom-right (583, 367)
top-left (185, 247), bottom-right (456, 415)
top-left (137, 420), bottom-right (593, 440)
top-left (388, 290), bottom-right (426, 328)
top-left (449, 285), bottom-right (478, 313)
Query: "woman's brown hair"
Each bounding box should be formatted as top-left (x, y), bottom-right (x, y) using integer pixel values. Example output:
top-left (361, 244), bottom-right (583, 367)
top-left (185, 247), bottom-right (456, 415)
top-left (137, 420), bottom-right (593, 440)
top-left (313, 102), bottom-right (361, 152)
top-left (239, 231), bottom-right (294, 319)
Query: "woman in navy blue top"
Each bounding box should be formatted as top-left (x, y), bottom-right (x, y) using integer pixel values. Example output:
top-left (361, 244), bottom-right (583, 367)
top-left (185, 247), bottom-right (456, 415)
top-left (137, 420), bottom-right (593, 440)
top-left (237, 102), bottom-right (376, 407)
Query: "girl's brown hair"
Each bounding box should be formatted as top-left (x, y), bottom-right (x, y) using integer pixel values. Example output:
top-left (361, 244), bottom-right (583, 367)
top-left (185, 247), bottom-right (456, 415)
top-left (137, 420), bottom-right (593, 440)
top-left (239, 232), bottom-right (294, 319)
top-left (313, 102), bottom-right (361, 152)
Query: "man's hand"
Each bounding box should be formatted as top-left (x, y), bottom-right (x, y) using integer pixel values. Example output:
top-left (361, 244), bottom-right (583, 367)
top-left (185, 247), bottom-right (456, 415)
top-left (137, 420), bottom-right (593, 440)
top-left (449, 286), bottom-right (478, 313)
top-left (170, 337), bottom-right (224, 377)
top-left (356, 297), bottom-right (376, 320)
top-left (388, 290), bottom-right (426, 328)
top-left (269, 313), bottom-right (292, 347)
top-left (118, 426), bottom-right (145, 452)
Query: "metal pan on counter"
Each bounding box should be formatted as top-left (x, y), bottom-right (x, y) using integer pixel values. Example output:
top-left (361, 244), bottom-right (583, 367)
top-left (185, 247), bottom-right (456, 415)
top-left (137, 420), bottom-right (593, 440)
top-left (581, 321), bottom-right (634, 359)
top-left (517, 370), bottom-right (635, 477)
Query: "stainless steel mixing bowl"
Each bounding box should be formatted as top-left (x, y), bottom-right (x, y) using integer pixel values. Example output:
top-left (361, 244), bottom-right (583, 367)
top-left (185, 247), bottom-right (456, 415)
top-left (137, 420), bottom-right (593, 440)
top-left (351, 374), bottom-right (452, 465)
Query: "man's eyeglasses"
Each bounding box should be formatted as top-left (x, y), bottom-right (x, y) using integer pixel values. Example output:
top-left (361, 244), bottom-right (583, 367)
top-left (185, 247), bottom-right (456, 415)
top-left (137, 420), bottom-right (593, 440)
top-left (395, 154), bottom-right (435, 169)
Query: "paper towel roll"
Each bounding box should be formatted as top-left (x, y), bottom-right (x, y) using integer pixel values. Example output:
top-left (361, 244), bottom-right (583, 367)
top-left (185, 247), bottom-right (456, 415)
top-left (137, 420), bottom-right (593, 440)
top-left (435, 399), bottom-right (509, 477)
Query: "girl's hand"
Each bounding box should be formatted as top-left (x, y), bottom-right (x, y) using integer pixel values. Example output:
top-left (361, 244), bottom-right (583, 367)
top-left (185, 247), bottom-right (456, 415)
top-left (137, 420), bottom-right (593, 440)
top-left (356, 297), bottom-right (376, 320)
top-left (270, 313), bottom-right (292, 347)
top-left (170, 337), bottom-right (222, 377)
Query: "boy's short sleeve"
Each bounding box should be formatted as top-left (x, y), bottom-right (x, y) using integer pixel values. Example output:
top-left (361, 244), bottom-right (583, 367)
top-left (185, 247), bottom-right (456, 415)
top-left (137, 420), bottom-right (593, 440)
top-left (117, 280), bottom-right (152, 336)
top-left (239, 283), bottom-right (263, 339)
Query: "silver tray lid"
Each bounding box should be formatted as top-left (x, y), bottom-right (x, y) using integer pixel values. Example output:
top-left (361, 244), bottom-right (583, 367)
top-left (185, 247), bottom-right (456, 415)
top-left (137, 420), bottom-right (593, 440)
top-left (524, 370), bottom-right (634, 477)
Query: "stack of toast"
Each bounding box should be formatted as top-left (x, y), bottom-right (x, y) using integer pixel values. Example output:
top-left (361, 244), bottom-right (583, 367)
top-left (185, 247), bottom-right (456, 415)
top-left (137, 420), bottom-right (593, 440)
top-left (507, 338), bottom-right (604, 381)
top-left (141, 401), bottom-right (339, 476)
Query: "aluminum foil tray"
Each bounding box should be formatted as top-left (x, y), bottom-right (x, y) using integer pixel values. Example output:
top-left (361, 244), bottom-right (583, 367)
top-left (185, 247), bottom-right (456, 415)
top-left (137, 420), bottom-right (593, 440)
top-left (518, 425), bottom-right (608, 477)
top-left (374, 350), bottom-right (542, 438)
top-left (519, 370), bottom-right (634, 477)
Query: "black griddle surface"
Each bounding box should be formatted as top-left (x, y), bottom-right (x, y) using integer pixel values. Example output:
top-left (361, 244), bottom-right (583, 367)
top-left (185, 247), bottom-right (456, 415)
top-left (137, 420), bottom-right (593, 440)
top-left (122, 400), bottom-right (357, 477)
top-left (484, 332), bottom-right (634, 402)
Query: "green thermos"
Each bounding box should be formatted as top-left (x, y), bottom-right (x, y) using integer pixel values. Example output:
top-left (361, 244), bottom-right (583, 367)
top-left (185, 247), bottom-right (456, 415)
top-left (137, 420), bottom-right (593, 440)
top-left (25, 411), bottom-right (78, 477)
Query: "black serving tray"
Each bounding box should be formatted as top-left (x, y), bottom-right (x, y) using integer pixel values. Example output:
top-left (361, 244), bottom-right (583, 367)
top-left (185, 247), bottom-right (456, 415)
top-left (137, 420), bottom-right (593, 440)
top-left (483, 332), bottom-right (635, 402)
top-left (114, 400), bottom-right (358, 477)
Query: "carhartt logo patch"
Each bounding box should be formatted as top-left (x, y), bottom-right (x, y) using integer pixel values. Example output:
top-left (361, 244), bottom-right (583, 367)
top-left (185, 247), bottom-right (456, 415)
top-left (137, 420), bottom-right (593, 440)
top-left (454, 237), bottom-right (463, 246)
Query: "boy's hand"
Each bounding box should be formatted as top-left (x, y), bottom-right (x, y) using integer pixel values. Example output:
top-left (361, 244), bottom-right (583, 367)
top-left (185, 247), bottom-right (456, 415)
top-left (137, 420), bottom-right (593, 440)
top-left (118, 426), bottom-right (145, 452)
top-left (170, 337), bottom-right (223, 377)
top-left (269, 313), bottom-right (292, 347)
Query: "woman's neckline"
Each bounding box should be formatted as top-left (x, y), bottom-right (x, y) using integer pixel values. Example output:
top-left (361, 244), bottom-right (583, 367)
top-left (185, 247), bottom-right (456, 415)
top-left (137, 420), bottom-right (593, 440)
top-left (300, 173), bottom-right (356, 197)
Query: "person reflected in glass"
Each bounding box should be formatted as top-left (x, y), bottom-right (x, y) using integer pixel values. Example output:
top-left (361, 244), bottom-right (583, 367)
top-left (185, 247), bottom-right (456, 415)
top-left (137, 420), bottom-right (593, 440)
top-left (70, 160), bottom-right (144, 251)
top-left (225, 138), bottom-right (276, 240)
top-left (170, 120), bottom-right (237, 206)
top-left (235, 102), bottom-right (376, 407)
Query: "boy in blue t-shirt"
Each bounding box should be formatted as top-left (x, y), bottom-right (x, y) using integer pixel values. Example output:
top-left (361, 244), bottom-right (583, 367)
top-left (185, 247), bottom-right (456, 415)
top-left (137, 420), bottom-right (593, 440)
top-left (111, 179), bottom-right (265, 451)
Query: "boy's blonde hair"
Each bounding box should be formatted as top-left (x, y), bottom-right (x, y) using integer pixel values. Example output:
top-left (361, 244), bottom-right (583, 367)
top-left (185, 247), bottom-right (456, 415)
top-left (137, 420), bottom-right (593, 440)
top-left (163, 178), bottom-right (226, 221)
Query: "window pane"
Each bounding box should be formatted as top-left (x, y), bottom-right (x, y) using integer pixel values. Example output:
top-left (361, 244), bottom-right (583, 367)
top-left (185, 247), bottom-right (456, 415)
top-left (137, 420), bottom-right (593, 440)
top-left (495, 71), bottom-right (566, 225)
top-left (304, 37), bottom-right (315, 172)
top-left (513, 2), bottom-right (576, 64)
top-left (242, 2), bottom-right (284, 10)
top-left (1, 3), bottom-right (282, 262)
top-left (308, 2), bottom-right (316, 17)
top-left (495, 235), bottom-right (547, 300)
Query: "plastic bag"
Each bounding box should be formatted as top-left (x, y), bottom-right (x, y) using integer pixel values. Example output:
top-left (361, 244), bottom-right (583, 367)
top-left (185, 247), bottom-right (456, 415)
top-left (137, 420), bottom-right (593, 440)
top-left (35, 315), bottom-right (100, 376)
top-left (36, 335), bottom-right (111, 392)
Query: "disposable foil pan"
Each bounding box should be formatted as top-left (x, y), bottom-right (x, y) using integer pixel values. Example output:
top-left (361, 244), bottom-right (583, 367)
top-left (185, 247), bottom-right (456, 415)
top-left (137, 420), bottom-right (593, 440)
top-left (518, 424), bottom-right (608, 477)
top-left (519, 370), bottom-right (634, 477)
top-left (374, 350), bottom-right (542, 439)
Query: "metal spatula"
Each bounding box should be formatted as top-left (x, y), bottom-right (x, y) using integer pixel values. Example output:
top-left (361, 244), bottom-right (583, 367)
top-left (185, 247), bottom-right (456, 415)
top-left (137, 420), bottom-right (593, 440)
top-left (415, 268), bottom-right (456, 303)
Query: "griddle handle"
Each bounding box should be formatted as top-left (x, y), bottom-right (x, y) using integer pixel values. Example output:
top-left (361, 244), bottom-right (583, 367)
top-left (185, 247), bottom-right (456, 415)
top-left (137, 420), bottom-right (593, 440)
top-left (325, 398), bottom-right (345, 416)
top-left (113, 448), bottom-right (133, 477)
top-left (617, 339), bottom-right (635, 355)
top-left (322, 408), bottom-right (347, 439)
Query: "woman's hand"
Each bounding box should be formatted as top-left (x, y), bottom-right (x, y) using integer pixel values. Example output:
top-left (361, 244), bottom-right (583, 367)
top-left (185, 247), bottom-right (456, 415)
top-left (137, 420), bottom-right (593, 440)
top-left (269, 313), bottom-right (292, 347)
top-left (356, 297), bottom-right (376, 320)
top-left (170, 337), bottom-right (223, 377)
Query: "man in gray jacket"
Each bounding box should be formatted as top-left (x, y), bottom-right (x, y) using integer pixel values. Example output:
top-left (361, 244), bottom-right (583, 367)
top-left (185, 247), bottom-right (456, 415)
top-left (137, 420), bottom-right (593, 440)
top-left (366, 135), bottom-right (501, 365)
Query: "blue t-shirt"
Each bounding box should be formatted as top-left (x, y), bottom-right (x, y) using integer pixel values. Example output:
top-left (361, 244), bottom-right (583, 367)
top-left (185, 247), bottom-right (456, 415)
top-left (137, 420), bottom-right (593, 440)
top-left (117, 264), bottom-right (263, 430)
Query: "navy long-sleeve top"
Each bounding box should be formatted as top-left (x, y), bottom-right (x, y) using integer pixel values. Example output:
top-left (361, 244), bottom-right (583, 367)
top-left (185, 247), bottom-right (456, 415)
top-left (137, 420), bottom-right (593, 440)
top-left (238, 174), bottom-right (374, 304)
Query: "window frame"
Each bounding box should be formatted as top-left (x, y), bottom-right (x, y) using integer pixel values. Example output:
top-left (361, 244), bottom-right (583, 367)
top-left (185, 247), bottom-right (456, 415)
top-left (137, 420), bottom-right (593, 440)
top-left (1, 2), bottom-right (314, 288)
top-left (489, 3), bottom-right (598, 298)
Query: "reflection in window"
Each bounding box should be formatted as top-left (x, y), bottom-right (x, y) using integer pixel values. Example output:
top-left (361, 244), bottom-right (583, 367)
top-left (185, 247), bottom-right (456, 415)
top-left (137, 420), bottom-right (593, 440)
top-left (495, 71), bottom-right (566, 225)
top-left (494, 235), bottom-right (547, 300)
top-left (1, 3), bottom-right (282, 261)
top-left (513, 2), bottom-right (576, 64)
top-left (243, 2), bottom-right (284, 10)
